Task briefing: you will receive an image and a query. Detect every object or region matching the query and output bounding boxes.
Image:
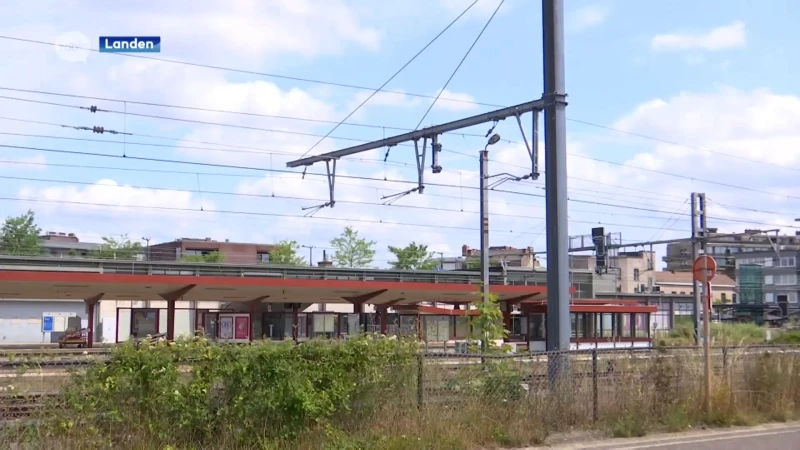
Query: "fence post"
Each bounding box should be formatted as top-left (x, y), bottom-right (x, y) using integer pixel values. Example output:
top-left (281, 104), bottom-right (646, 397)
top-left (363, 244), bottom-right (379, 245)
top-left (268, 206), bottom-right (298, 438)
top-left (722, 346), bottom-right (728, 378)
top-left (417, 353), bottom-right (424, 409)
top-left (592, 349), bottom-right (598, 423)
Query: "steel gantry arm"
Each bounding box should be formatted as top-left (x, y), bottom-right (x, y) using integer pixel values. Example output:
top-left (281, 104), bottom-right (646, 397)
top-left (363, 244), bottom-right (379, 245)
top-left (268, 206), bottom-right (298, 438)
top-left (301, 159), bottom-right (337, 215)
top-left (286, 98), bottom-right (545, 210)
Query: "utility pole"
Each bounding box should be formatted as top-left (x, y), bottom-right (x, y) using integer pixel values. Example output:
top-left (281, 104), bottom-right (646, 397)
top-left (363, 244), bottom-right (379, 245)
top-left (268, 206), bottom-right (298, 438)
top-left (141, 237), bottom-right (150, 261)
top-left (543, 0), bottom-right (571, 379)
top-left (301, 245), bottom-right (315, 267)
top-left (690, 193), bottom-right (707, 344)
top-left (479, 147), bottom-right (490, 352)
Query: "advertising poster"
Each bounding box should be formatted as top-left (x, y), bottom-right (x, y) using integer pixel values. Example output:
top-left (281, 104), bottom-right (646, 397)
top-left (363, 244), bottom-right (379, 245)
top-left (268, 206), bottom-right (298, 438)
top-left (234, 316), bottom-right (250, 340)
top-left (219, 316), bottom-right (234, 340)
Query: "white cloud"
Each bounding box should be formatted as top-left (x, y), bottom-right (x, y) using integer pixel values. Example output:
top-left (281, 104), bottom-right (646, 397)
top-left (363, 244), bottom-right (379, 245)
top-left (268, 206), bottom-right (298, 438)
top-left (18, 179), bottom-right (211, 215)
top-left (651, 21), bottom-right (746, 52)
top-left (568, 5), bottom-right (609, 32)
top-left (439, 0), bottom-right (510, 20)
top-left (346, 88), bottom-right (478, 115)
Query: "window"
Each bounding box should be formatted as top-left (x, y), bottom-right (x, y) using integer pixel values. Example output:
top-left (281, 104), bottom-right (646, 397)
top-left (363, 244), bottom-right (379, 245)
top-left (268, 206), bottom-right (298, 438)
top-left (720, 293), bottom-right (727, 302)
top-left (570, 313), bottom-right (577, 338)
top-left (601, 313), bottom-right (613, 337)
top-left (764, 258), bottom-right (774, 267)
top-left (765, 275), bottom-right (774, 285)
top-left (779, 257), bottom-right (796, 268)
top-left (528, 313), bottom-right (546, 340)
top-left (765, 292), bottom-right (775, 303)
top-left (312, 314), bottom-right (338, 338)
top-left (616, 313), bottom-right (632, 338)
top-left (257, 252), bottom-right (270, 263)
top-left (776, 274), bottom-right (797, 286)
top-left (634, 313), bottom-right (649, 338)
top-left (633, 268), bottom-right (640, 281)
top-left (733, 293), bottom-right (737, 303)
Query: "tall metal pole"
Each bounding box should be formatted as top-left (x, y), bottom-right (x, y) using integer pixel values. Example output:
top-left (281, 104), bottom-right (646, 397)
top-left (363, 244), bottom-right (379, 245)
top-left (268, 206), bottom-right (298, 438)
top-left (691, 193), bottom-right (701, 343)
top-left (479, 149), bottom-right (490, 352)
top-left (543, 0), bottom-right (571, 364)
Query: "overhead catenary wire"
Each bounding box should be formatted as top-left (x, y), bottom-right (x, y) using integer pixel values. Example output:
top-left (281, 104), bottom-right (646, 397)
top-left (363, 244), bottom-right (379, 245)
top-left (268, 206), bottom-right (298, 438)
top-left (1, 142), bottom-right (796, 229)
top-left (299, 0), bottom-right (481, 158)
top-left (1, 168), bottom-right (795, 231)
top-left (0, 194), bottom-right (687, 235)
top-left (0, 173), bottom-right (700, 227)
top-left (0, 36), bottom-right (794, 174)
top-left (8, 88), bottom-right (797, 203)
top-left (413, 0), bottom-right (504, 130)
top-left (0, 116), bottom-right (691, 203)
top-left (0, 157), bottom-right (696, 215)
top-left (0, 143), bottom-right (761, 224)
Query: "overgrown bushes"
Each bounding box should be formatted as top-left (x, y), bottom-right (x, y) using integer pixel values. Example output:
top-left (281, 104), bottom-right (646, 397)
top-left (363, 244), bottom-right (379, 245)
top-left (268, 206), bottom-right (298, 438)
top-left (4, 340), bottom-right (800, 449)
top-left (31, 336), bottom-right (419, 447)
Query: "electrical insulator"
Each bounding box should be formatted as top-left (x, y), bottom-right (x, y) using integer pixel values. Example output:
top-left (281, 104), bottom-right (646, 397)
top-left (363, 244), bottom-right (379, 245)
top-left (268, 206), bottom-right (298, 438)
top-left (92, 126), bottom-right (104, 134)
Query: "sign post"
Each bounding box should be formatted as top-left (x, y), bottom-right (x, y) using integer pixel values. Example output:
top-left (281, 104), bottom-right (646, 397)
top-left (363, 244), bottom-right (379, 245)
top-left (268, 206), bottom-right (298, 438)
top-left (693, 255), bottom-right (717, 414)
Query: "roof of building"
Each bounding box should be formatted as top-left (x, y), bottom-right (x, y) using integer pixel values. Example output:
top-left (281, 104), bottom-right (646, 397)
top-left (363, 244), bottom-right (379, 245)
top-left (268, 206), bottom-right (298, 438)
top-left (40, 241), bottom-right (101, 251)
top-left (152, 238), bottom-right (275, 248)
top-left (654, 271), bottom-right (735, 287)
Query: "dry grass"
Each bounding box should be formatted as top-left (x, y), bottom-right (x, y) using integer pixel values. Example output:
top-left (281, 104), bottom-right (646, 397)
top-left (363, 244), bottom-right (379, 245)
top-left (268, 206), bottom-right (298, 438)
top-left (2, 345), bottom-right (800, 449)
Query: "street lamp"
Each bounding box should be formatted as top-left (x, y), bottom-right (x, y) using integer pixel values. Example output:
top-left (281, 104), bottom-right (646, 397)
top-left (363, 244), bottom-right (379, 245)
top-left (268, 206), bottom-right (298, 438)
top-left (141, 237), bottom-right (150, 261)
top-left (479, 133), bottom-right (501, 353)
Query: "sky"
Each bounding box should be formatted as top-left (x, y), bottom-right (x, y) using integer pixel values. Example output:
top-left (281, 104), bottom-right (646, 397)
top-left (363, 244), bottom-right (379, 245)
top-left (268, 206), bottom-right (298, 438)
top-left (0, 0), bottom-right (799, 269)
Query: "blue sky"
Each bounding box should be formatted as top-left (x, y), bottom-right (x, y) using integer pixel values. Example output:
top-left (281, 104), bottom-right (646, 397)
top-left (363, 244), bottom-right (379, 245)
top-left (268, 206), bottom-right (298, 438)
top-left (0, 0), bottom-right (798, 269)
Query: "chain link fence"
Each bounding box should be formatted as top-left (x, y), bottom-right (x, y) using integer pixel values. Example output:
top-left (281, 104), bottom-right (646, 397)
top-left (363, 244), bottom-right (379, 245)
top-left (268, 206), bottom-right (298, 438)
top-left (2, 345), bottom-right (800, 442)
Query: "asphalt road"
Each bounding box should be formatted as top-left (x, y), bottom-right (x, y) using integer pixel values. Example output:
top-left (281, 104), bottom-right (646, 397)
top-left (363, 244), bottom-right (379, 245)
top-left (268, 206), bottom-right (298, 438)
top-left (531, 423), bottom-right (800, 449)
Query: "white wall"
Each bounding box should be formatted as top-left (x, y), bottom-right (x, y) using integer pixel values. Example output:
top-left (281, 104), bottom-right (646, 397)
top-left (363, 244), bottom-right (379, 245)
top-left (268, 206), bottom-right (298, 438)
top-left (0, 300), bottom-right (86, 344)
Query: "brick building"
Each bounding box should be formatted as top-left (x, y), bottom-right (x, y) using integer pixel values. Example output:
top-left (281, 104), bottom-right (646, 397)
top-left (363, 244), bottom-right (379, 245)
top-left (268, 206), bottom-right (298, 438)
top-left (147, 238), bottom-right (276, 265)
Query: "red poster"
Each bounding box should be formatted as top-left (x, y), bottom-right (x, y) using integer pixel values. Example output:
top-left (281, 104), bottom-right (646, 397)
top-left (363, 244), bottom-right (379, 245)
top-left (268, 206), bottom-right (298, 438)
top-left (234, 316), bottom-right (250, 340)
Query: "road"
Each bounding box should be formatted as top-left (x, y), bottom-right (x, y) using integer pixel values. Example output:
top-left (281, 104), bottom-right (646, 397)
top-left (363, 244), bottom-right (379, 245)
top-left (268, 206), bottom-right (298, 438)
top-left (530, 423), bottom-right (800, 449)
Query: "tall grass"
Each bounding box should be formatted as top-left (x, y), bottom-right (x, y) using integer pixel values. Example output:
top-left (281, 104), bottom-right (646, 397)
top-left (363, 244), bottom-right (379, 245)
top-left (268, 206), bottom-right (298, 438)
top-left (660, 322), bottom-right (768, 346)
top-left (2, 339), bottom-right (800, 449)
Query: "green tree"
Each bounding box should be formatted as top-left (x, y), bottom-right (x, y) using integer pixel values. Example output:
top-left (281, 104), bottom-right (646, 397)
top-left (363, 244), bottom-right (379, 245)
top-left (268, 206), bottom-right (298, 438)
top-left (465, 256), bottom-right (501, 269)
top-left (181, 251), bottom-right (225, 263)
top-left (330, 226), bottom-right (376, 268)
top-left (0, 210), bottom-right (41, 256)
top-left (387, 242), bottom-right (438, 270)
top-left (268, 240), bottom-right (307, 266)
top-left (468, 292), bottom-right (509, 353)
top-left (91, 234), bottom-right (143, 260)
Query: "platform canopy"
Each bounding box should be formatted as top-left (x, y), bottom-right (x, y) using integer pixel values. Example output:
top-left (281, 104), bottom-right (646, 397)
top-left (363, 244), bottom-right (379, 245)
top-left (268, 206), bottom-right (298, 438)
top-left (0, 269), bottom-right (549, 306)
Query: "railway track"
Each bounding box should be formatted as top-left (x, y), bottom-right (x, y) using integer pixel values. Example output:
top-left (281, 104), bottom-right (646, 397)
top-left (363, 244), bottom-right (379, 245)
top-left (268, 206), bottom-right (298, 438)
top-left (0, 393), bottom-right (57, 421)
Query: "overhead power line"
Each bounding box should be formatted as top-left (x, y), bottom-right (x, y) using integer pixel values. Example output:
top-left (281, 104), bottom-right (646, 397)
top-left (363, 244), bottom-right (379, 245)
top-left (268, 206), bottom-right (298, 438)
top-left (300, 0), bottom-right (481, 158)
top-left (1, 36), bottom-right (794, 173)
top-left (0, 173), bottom-right (696, 228)
top-left (414, 0), bottom-right (505, 130)
top-left (2, 93), bottom-right (788, 201)
top-left (0, 143), bottom-right (725, 220)
top-left (0, 35), bottom-right (501, 108)
top-left (1, 156), bottom-right (796, 231)
top-left (0, 123), bottom-right (690, 207)
top-left (0, 194), bottom-right (684, 235)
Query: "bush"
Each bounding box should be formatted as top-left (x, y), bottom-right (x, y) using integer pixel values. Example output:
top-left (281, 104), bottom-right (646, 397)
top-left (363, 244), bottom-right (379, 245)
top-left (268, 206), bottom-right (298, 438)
top-left (34, 335), bottom-right (418, 447)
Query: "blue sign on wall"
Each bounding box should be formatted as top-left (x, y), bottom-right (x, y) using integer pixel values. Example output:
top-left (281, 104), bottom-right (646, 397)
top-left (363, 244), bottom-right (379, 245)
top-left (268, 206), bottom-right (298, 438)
top-left (42, 315), bottom-right (54, 333)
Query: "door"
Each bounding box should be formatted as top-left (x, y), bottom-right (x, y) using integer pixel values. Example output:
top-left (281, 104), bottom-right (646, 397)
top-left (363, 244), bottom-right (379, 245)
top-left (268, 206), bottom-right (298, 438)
top-left (777, 295), bottom-right (789, 317)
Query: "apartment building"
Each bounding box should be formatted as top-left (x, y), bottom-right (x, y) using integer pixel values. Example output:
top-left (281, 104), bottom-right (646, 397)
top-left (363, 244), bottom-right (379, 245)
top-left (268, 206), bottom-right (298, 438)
top-left (574, 251), bottom-right (657, 294)
top-left (653, 271), bottom-right (736, 304)
top-left (441, 245), bottom-right (541, 270)
top-left (664, 228), bottom-right (800, 279)
top-left (147, 237), bottom-right (276, 265)
top-left (38, 231), bottom-right (101, 258)
top-left (734, 250), bottom-right (799, 314)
